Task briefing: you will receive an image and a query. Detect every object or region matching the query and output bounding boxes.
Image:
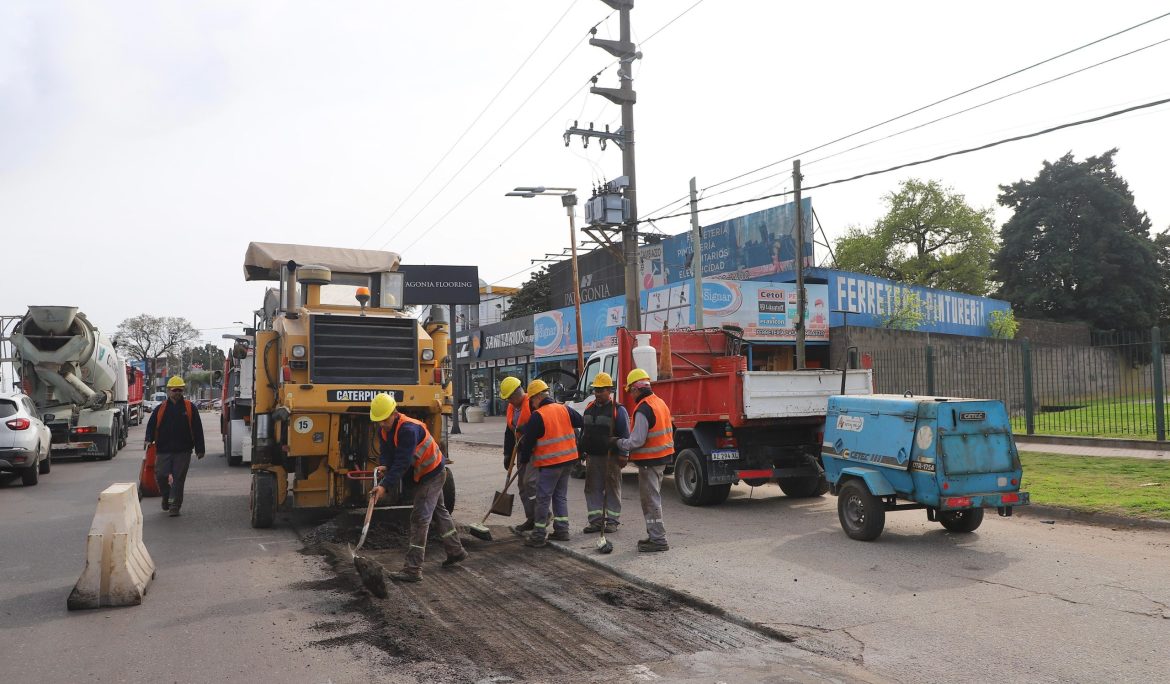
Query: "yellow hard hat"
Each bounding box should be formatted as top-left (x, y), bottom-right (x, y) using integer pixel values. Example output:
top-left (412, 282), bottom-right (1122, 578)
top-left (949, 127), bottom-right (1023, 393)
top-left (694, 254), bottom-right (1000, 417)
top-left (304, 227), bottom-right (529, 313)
top-left (526, 379), bottom-right (549, 397)
top-left (166, 376), bottom-right (186, 389)
top-left (499, 376), bottom-right (523, 400)
top-left (592, 372), bottom-right (615, 389)
top-left (369, 393), bottom-right (397, 422)
top-left (625, 368), bottom-right (650, 390)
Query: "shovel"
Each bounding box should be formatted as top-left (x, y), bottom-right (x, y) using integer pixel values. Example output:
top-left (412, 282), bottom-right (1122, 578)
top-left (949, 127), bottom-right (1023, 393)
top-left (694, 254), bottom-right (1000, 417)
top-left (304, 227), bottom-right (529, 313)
top-left (468, 466), bottom-right (520, 541)
top-left (352, 470), bottom-right (388, 598)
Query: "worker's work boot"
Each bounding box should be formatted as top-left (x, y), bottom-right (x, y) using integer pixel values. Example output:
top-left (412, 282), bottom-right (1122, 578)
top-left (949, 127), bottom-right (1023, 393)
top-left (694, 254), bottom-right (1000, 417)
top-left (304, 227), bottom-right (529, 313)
top-left (550, 529), bottom-right (570, 541)
top-left (442, 551), bottom-right (468, 568)
top-left (511, 519), bottom-right (535, 536)
top-left (524, 534), bottom-right (548, 548)
top-left (389, 570), bottom-right (421, 583)
top-left (583, 521), bottom-right (604, 534)
top-left (161, 498), bottom-right (170, 512)
top-left (168, 505), bottom-right (181, 518)
top-left (637, 539), bottom-right (668, 552)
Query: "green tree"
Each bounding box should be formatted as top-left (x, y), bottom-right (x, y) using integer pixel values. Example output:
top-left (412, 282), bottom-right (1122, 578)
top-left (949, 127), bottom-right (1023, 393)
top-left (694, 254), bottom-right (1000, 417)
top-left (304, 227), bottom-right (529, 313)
top-left (114, 314), bottom-right (200, 388)
top-left (834, 179), bottom-right (996, 295)
top-left (989, 309), bottom-right (1019, 340)
top-left (503, 266), bottom-right (551, 320)
top-left (994, 149), bottom-right (1163, 331)
top-left (880, 291), bottom-right (925, 330)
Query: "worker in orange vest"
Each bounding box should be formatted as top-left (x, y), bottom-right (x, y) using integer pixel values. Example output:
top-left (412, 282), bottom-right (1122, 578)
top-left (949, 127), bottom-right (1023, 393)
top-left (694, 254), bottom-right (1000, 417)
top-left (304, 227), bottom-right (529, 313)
top-left (369, 393), bottom-right (466, 582)
top-left (499, 376), bottom-right (537, 534)
top-left (145, 376), bottom-right (205, 517)
top-left (614, 369), bottom-right (673, 552)
top-left (518, 379), bottom-right (584, 548)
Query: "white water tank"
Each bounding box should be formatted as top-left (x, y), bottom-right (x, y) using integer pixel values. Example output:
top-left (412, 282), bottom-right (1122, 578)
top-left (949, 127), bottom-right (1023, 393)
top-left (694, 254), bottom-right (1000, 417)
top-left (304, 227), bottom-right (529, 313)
top-left (632, 334), bottom-right (658, 382)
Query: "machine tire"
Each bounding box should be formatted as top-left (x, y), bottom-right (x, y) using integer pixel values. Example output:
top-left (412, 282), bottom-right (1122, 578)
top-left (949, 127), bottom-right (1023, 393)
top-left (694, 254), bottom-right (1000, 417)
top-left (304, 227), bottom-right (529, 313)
top-left (38, 445), bottom-right (50, 475)
top-left (778, 475), bottom-right (830, 498)
top-left (442, 469), bottom-right (456, 514)
top-left (250, 472), bottom-right (278, 528)
top-left (21, 465), bottom-right (39, 486)
top-left (837, 480), bottom-right (885, 541)
top-left (673, 448), bottom-right (729, 506)
top-left (938, 508), bottom-right (984, 533)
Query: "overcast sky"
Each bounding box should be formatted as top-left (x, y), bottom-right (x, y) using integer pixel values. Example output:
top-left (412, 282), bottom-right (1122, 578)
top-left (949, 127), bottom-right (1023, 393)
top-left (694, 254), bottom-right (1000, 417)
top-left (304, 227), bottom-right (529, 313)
top-left (2, 1), bottom-right (1168, 352)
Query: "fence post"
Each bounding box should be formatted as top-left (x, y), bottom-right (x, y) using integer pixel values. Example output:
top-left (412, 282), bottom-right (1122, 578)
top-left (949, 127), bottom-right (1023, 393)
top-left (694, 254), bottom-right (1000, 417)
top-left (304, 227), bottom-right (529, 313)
top-left (1153, 326), bottom-right (1165, 442)
top-left (925, 345), bottom-right (935, 396)
top-left (1022, 339), bottom-right (1035, 435)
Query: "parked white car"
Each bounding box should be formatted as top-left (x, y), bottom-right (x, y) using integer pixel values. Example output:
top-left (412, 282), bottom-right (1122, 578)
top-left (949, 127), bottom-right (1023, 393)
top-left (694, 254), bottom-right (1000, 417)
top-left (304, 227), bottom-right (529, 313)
top-left (0, 391), bottom-right (52, 485)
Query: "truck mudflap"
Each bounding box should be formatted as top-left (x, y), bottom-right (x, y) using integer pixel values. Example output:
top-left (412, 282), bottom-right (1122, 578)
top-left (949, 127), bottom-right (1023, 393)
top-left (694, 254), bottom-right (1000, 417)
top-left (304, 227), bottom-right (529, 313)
top-left (937, 491), bottom-right (1030, 511)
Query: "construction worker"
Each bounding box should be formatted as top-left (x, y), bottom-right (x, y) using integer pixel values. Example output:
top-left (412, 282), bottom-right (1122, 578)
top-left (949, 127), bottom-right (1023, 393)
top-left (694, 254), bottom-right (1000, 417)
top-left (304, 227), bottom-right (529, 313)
top-left (579, 372), bottom-right (630, 534)
top-left (614, 369), bottom-right (673, 552)
top-left (499, 376), bottom-right (537, 535)
top-left (145, 376), bottom-right (205, 517)
top-left (369, 393), bottom-right (466, 582)
top-left (518, 379), bottom-right (583, 548)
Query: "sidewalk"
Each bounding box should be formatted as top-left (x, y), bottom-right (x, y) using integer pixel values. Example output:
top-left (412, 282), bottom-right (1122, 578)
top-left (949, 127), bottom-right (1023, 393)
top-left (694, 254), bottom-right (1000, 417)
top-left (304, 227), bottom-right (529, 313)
top-left (452, 415), bottom-right (1170, 460)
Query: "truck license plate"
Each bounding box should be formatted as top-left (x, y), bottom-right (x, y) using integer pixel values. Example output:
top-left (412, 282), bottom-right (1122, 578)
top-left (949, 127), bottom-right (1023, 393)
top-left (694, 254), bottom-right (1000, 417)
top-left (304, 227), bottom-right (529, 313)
top-left (711, 450), bottom-right (740, 461)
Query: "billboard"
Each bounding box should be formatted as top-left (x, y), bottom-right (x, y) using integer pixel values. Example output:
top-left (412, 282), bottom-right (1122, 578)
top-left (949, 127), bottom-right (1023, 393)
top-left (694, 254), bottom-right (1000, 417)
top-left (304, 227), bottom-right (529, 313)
top-left (826, 271), bottom-right (1011, 337)
top-left (456, 316), bottom-right (534, 364)
top-left (533, 296), bottom-right (626, 358)
top-left (399, 265), bottom-right (481, 305)
top-left (640, 279), bottom-right (830, 342)
top-left (546, 248), bottom-right (626, 309)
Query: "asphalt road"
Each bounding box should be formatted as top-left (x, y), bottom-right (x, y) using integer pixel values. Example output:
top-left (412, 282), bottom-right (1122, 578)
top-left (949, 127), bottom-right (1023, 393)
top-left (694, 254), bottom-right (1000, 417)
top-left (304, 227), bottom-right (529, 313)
top-left (0, 416), bottom-right (381, 684)
top-left (449, 437), bottom-right (1170, 684)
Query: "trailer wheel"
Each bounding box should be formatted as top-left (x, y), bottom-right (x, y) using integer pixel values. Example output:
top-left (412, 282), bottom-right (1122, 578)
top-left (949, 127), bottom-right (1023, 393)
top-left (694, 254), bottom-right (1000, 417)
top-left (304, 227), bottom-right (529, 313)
top-left (778, 475), bottom-right (829, 498)
top-left (837, 480), bottom-right (884, 541)
top-left (251, 472), bottom-right (278, 528)
top-left (673, 449), bottom-right (729, 506)
top-left (442, 469), bottom-right (456, 514)
top-left (938, 508), bottom-right (984, 533)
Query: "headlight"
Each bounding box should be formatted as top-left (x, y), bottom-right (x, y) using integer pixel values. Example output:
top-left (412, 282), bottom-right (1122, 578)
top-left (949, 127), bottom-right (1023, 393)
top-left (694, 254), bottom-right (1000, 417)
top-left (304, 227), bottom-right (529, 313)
top-left (421, 348), bottom-right (435, 362)
top-left (291, 345), bottom-right (306, 359)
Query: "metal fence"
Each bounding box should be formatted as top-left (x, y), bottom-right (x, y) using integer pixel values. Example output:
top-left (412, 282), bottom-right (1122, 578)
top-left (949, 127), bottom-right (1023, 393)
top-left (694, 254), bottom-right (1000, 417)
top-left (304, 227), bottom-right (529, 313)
top-left (855, 327), bottom-right (1168, 441)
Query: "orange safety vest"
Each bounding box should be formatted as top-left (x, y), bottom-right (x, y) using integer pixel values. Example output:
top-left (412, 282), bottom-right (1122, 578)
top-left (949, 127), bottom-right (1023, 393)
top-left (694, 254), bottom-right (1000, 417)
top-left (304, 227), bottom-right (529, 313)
top-left (381, 414), bottom-right (443, 482)
top-left (155, 399), bottom-right (194, 438)
top-left (629, 393), bottom-right (674, 461)
top-left (532, 402), bottom-right (578, 468)
top-left (507, 400), bottom-right (531, 437)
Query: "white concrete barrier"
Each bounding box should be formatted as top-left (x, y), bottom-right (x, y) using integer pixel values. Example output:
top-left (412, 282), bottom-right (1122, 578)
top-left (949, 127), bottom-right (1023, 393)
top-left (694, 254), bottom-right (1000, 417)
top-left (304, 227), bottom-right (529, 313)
top-left (67, 482), bottom-right (156, 610)
top-left (465, 407), bottom-right (485, 423)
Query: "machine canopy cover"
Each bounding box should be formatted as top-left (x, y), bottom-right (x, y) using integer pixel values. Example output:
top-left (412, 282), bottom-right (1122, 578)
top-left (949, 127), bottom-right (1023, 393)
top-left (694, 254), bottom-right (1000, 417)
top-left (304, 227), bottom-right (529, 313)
top-left (243, 242), bottom-right (402, 281)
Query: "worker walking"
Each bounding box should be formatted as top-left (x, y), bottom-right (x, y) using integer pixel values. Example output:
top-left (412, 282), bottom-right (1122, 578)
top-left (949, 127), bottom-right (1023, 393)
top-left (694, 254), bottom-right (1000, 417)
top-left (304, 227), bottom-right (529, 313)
top-left (614, 369), bottom-right (673, 552)
top-left (579, 372), bottom-right (630, 534)
top-left (369, 393), bottom-right (466, 582)
top-left (145, 376), bottom-right (205, 517)
top-left (518, 380), bottom-right (584, 548)
top-left (499, 376), bottom-right (537, 535)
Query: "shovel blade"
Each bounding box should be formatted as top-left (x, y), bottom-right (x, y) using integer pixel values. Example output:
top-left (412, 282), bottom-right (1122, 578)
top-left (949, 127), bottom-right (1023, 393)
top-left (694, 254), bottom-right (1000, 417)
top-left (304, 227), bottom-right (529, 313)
top-left (354, 554), bottom-right (388, 598)
top-left (489, 491), bottom-right (515, 517)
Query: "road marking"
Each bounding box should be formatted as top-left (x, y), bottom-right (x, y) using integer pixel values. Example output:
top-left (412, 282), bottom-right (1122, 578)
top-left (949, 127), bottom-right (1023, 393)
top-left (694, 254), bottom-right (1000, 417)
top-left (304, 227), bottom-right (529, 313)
top-left (258, 543), bottom-right (267, 551)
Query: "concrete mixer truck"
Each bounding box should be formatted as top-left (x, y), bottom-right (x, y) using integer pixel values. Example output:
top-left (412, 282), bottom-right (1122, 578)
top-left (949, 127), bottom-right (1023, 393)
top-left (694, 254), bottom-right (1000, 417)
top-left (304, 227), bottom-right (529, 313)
top-left (7, 306), bottom-right (126, 460)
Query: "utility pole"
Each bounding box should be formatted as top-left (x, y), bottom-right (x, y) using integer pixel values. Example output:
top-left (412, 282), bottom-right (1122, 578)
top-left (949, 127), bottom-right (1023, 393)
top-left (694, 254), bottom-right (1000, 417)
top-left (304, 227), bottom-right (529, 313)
top-left (575, 0), bottom-right (641, 329)
top-left (688, 177), bottom-right (704, 329)
top-left (793, 159), bottom-right (806, 369)
top-left (449, 303), bottom-right (460, 435)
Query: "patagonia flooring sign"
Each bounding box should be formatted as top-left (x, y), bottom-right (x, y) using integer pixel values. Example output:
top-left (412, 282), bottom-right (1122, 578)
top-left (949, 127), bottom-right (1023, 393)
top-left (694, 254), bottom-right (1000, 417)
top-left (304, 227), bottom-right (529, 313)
top-left (399, 265), bottom-right (480, 305)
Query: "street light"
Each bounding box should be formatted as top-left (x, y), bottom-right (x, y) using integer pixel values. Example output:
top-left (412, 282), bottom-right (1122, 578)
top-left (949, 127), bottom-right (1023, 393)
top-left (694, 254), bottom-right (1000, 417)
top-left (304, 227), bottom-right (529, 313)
top-left (506, 186), bottom-right (585, 378)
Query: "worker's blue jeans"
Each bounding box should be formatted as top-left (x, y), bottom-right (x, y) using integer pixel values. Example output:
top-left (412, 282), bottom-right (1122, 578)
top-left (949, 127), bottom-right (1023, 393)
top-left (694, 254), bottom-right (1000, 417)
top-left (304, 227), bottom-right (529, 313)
top-left (403, 468), bottom-right (464, 574)
top-left (530, 462), bottom-right (571, 539)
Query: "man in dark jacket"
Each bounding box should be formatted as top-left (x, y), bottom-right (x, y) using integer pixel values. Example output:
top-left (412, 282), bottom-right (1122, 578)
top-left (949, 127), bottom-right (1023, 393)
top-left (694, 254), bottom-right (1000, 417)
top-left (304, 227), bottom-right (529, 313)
top-left (145, 376), bottom-right (205, 517)
top-left (579, 372), bottom-right (629, 534)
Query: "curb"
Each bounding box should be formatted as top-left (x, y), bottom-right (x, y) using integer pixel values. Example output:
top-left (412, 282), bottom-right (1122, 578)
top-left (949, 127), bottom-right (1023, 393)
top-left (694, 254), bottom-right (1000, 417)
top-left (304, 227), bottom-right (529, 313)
top-left (1014, 435), bottom-right (1169, 452)
top-left (1014, 503), bottom-right (1170, 531)
top-left (544, 538), bottom-right (797, 645)
top-left (449, 438), bottom-right (500, 449)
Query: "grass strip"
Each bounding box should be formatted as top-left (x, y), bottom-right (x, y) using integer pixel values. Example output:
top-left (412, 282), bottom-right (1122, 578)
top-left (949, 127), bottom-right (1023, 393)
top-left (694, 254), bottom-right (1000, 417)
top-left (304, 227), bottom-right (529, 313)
top-left (1019, 452), bottom-right (1170, 520)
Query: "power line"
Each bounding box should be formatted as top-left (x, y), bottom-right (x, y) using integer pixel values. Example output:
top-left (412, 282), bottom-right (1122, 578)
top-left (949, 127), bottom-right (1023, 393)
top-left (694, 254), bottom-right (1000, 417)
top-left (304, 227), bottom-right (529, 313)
top-left (638, 10), bottom-right (1170, 222)
top-left (641, 0), bottom-right (707, 44)
top-left (358, 1), bottom-right (585, 248)
top-left (638, 96), bottom-right (1170, 224)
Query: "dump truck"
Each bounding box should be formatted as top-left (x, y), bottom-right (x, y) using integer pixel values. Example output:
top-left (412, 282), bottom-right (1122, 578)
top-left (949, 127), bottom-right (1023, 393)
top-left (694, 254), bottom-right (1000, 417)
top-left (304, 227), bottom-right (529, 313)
top-left (243, 243), bottom-right (455, 528)
top-left (220, 330), bottom-right (254, 467)
top-left (6, 306), bottom-right (126, 459)
top-left (567, 327), bottom-right (872, 505)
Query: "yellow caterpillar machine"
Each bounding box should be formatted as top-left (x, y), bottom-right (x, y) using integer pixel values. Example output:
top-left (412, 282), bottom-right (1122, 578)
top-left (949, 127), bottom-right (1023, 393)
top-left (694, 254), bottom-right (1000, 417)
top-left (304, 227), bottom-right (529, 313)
top-left (242, 242), bottom-right (454, 528)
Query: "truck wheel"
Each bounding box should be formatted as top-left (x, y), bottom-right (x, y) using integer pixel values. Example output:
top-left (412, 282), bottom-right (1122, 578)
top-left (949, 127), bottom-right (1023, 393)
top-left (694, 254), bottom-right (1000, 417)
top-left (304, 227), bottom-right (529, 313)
top-left (442, 469), bottom-right (456, 514)
top-left (21, 465), bottom-right (39, 486)
top-left (837, 480), bottom-right (884, 541)
top-left (778, 475), bottom-right (829, 498)
top-left (99, 435), bottom-right (116, 461)
top-left (251, 472), bottom-right (277, 528)
top-left (673, 449), bottom-right (729, 506)
top-left (938, 508), bottom-right (984, 533)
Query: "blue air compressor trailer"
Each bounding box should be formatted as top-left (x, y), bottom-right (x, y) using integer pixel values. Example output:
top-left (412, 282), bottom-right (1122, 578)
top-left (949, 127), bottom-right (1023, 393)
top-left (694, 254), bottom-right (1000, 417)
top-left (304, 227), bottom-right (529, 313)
top-left (821, 394), bottom-right (1029, 541)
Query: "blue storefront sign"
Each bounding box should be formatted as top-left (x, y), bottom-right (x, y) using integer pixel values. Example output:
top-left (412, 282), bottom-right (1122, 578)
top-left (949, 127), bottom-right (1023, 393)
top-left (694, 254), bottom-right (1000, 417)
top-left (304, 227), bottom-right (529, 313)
top-left (533, 296), bottom-right (626, 358)
top-left (827, 271), bottom-right (1010, 336)
top-left (641, 278), bottom-right (830, 342)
